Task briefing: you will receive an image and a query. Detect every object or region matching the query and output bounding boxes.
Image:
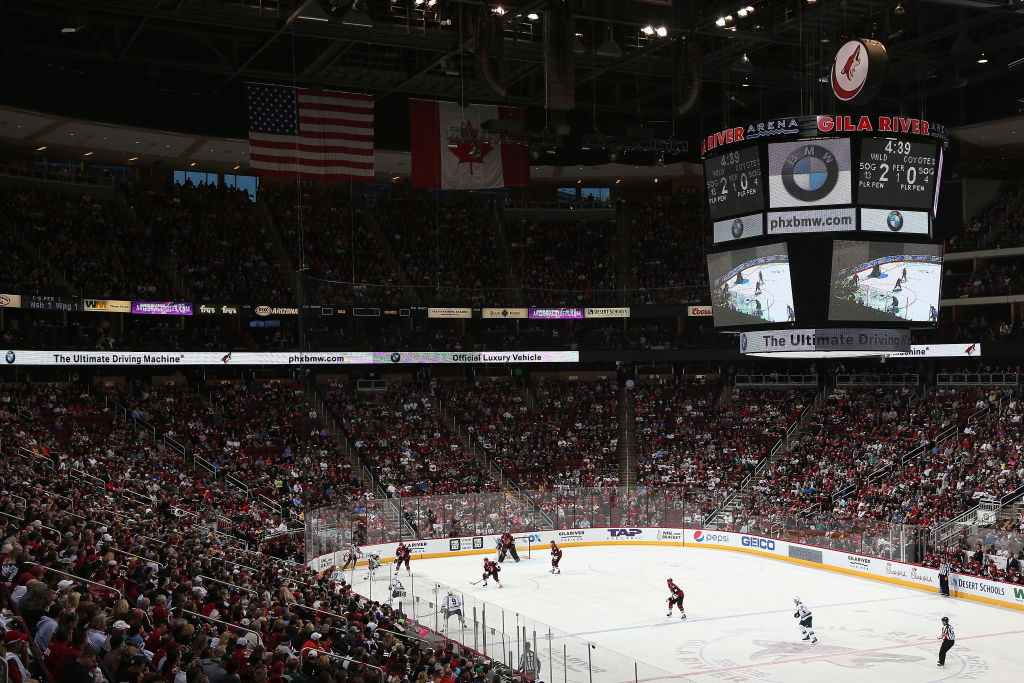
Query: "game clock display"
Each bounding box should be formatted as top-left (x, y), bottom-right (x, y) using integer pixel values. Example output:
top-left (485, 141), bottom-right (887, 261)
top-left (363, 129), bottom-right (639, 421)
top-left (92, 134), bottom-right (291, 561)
top-left (857, 138), bottom-right (939, 210)
top-left (704, 147), bottom-right (764, 220)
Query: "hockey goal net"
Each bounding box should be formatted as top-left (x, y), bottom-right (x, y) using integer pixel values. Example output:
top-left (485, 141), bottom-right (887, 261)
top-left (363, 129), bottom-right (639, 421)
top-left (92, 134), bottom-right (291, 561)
top-left (496, 535), bottom-right (532, 560)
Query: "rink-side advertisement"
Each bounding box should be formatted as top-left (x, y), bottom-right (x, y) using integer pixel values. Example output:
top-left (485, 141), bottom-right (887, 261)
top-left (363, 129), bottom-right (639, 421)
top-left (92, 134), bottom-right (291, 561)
top-left (306, 527), bottom-right (1024, 612)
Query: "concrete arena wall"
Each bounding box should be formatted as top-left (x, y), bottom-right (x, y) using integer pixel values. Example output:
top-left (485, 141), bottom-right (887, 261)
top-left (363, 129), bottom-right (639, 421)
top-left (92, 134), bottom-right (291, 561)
top-left (306, 527), bottom-right (1024, 612)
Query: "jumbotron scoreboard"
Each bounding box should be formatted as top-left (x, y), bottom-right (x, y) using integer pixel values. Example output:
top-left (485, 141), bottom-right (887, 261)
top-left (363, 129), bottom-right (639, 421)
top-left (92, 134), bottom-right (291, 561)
top-left (701, 114), bottom-right (948, 356)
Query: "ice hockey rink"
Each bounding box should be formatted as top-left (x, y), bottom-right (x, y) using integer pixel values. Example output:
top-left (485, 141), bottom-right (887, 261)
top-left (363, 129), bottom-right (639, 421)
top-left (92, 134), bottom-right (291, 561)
top-left (725, 262), bottom-right (795, 323)
top-left (851, 260), bottom-right (941, 321)
top-left (355, 545), bottom-right (1022, 682)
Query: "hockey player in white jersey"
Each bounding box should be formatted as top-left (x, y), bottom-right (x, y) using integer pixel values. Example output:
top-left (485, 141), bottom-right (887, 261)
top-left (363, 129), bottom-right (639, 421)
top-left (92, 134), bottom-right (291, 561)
top-left (365, 552), bottom-right (381, 580)
top-left (793, 597), bottom-right (817, 643)
top-left (388, 576), bottom-right (406, 605)
top-left (442, 590), bottom-right (466, 631)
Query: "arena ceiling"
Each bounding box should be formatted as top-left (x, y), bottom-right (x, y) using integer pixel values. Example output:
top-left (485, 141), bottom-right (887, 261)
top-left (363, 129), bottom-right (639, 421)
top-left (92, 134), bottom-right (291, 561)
top-left (0, 0), bottom-right (1022, 159)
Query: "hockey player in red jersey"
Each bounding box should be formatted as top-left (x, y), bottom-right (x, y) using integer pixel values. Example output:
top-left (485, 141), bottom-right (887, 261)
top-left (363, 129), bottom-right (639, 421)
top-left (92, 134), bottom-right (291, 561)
top-left (482, 557), bottom-right (502, 588)
top-left (395, 542), bottom-right (412, 574)
top-left (666, 578), bottom-right (686, 619)
top-left (550, 541), bottom-right (562, 574)
top-left (497, 532), bottom-right (520, 563)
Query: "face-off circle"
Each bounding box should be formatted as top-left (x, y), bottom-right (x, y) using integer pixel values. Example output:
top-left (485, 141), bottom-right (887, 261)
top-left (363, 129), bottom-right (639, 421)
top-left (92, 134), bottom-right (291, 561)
top-left (781, 145), bottom-right (839, 202)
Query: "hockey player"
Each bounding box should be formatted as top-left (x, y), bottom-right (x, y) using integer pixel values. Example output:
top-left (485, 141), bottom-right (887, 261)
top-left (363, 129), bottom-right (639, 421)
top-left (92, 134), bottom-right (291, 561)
top-left (786, 304), bottom-right (795, 322)
top-left (754, 279), bottom-right (762, 296)
top-left (902, 267), bottom-right (908, 281)
top-left (793, 597), bottom-right (817, 643)
top-left (442, 590), bottom-right (466, 631)
top-left (482, 557), bottom-right (502, 588)
top-left (893, 276), bottom-right (903, 292)
top-left (388, 576), bottom-right (406, 605)
top-left (365, 552), bottom-right (381, 580)
top-left (395, 541), bottom-right (412, 574)
top-left (665, 578), bottom-right (686, 619)
top-left (341, 544), bottom-right (360, 571)
top-left (497, 532), bottom-right (520, 563)
top-left (550, 541), bottom-right (562, 574)
top-left (758, 270), bottom-right (764, 285)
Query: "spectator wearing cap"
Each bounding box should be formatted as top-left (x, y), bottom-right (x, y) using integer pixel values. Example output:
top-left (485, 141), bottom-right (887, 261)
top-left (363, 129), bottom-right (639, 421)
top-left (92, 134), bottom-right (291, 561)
top-left (298, 632), bottom-right (322, 659)
top-left (231, 638), bottom-right (249, 668)
top-left (104, 620), bottom-right (130, 653)
top-left (3, 630), bottom-right (34, 683)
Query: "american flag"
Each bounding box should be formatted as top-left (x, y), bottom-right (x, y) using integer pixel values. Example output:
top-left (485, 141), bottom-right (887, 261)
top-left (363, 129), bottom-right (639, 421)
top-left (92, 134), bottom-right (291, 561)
top-left (246, 82), bottom-right (374, 181)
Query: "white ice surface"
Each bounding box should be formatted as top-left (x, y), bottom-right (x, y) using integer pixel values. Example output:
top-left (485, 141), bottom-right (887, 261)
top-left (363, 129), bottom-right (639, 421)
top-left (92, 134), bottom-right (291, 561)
top-left (354, 545), bottom-right (1023, 682)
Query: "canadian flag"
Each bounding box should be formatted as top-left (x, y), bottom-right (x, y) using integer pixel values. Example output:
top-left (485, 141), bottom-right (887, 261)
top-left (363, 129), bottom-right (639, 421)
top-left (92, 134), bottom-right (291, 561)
top-left (410, 99), bottom-right (529, 189)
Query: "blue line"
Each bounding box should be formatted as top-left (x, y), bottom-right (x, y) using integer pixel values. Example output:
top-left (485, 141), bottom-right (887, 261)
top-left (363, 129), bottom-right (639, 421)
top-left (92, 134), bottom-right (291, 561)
top-left (562, 594), bottom-right (920, 638)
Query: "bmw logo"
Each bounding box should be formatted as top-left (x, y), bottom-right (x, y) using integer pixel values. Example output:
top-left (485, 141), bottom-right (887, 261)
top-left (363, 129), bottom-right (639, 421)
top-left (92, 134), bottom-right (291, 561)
top-left (4, 351), bottom-right (14, 364)
top-left (390, 352), bottom-right (401, 363)
top-left (739, 334), bottom-right (748, 353)
top-left (782, 144), bottom-right (839, 202)
top-left (731, 218), bottom-right (744, 239)
top-left (887, 210), bottom-right (904, 231)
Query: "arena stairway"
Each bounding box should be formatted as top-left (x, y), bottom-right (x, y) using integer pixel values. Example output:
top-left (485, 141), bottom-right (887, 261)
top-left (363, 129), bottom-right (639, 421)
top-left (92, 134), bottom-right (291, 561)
top-left (492, 209), bottom-right (526, 306)
top-left (433, 384), bottom-right (556, 530)
top-left (704, 389), bottom-right (824, 527)
top-left (301, 376), bottom-right (414, 538)
top-left (366, 206), bottom-right (423, 306)
top-left (617, 380), bottom-right (637, 489)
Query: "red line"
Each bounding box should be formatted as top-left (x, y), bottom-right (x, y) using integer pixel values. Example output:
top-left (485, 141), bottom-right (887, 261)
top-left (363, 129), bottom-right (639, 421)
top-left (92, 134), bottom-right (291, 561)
top-left (615, 628), bottom-right (1024, 682)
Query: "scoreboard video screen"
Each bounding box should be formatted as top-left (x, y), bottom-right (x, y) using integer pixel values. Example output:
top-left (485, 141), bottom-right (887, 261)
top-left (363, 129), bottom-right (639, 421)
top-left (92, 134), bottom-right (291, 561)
top-left (767, 138), bottom-right (853, 209)
top-left (857, 138), bottom-right (939, 210)
top-left (704, 146), bottom-right (764, 220)
top-left (829, 240), bottom-right (943, 323)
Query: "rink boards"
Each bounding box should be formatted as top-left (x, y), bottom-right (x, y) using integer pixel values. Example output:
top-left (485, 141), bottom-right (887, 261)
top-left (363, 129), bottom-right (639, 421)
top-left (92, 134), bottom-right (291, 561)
top-left (307, 527), bottom-right (1024, 612)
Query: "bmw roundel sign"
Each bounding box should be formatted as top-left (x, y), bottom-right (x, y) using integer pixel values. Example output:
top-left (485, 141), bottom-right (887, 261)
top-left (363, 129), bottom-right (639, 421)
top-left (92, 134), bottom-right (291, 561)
top-left (831, 39), bottom-right (888, 105)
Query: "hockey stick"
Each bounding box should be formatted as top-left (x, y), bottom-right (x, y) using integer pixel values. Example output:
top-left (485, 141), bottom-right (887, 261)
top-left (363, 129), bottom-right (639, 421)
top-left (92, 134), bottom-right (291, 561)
top-left (469, 578), bottom-right (486, 585)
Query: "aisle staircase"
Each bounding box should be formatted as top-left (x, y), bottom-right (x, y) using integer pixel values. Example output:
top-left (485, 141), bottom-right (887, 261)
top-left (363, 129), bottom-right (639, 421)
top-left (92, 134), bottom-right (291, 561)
top-left (432, 383), bottom-right (555, 530)
top-left (492, 210), bottom-right (526, 306)
top-left (705, 390), bottom-right (823, 527)
top-left (617, 380), bottom-right (637, 488)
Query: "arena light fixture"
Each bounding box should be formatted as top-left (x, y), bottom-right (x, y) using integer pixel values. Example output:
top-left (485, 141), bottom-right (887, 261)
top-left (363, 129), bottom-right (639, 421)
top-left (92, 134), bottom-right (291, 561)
top-left (642, 25), bottom-right (655, 36)
top-left (36, 145), bottom-right (47, 151)
top-left (655, 26), bottom-right (668, 38)
top-left (83, 151), bottom-right (93, 156)
top-left (977, 53), bottom-right (988, 64)
top-left (492, 5), bottom-right (505, 15)
top-left (715, 17), bottom-right (726, 27)
top-left (128, 157), bottom-right (139, 161)
top-left (527, 12), bottom-right (539, 20)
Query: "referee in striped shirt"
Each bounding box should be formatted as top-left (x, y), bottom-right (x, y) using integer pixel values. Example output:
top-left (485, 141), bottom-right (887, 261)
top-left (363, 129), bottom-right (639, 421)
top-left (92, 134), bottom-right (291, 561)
top-left (937, 617), bottom-right (955, 667)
